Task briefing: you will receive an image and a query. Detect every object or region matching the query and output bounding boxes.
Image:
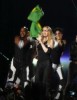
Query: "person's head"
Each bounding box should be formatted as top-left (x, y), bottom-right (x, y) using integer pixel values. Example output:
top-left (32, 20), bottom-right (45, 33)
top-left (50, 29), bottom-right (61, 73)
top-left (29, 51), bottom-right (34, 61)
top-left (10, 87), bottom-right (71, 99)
top-left (20, 26), bottom-right (29, 38)
top-left (54, 27), bottom-right (63, 40)
top-left (42, 26), bottom-right (53, 40)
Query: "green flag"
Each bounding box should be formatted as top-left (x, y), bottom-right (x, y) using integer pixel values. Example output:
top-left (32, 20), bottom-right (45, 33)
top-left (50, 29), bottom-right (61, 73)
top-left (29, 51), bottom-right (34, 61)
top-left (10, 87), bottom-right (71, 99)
top-left (28, 5), bottom-right (44, 22)
top-left (27, 5), bottom-right (44, 38)
top-left (30, 22), bottom-right (42, 37)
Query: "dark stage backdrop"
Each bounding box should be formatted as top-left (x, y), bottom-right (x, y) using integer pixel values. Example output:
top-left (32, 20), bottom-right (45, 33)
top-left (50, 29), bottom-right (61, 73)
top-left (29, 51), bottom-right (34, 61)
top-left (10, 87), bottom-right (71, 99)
top-left (0, 0), bottom-right (77, 88)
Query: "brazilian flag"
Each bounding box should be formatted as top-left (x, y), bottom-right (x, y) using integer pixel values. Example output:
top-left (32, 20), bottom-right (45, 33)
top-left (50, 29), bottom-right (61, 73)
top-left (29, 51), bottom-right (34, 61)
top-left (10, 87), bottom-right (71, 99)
top-left (27, 5), bottom-right (44, 38)
top-left (30, 22), bottom-right (42, 38)
top-left (28, 5), bottom-right (44, 22)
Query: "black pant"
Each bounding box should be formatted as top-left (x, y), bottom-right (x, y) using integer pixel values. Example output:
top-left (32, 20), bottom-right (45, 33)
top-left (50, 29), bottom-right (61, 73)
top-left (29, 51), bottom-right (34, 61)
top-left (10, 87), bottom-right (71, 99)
top-left (35, 60), bottom-right (53, 99)
top-left (13, 59), bottom-right (27, 88)
top-left (64, 61), bottom-right (77, 96)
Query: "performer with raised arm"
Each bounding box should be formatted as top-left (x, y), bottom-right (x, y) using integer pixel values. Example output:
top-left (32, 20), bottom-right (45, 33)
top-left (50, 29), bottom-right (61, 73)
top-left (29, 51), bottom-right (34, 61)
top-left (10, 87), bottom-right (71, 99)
top-left (7, 26), bottom-right (34, 90)
top-left (35, 26), bottom-right (54, 100)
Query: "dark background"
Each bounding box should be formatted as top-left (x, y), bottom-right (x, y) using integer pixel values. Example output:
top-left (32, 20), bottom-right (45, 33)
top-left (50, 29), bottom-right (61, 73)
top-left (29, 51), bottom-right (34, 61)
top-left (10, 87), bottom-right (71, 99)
top-left (0, 0), bottom-right (77, 57)
top-left (0, 0), bottom-right (77, 88)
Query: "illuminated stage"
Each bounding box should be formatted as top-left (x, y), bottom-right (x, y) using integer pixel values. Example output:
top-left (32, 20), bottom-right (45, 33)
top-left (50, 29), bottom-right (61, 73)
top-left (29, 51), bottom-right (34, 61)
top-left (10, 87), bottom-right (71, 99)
top-left (0, 0), bottom-right (77, 100)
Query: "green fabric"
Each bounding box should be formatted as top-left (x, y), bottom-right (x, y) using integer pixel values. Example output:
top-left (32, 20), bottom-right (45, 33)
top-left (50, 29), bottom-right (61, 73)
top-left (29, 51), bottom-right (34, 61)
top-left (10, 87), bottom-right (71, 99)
top-left (30, 22), bottom-right (42, 37)
top-left (27, 5), bottom-right (44, 22)
top-left (27, 5), bottom-right (44, 38)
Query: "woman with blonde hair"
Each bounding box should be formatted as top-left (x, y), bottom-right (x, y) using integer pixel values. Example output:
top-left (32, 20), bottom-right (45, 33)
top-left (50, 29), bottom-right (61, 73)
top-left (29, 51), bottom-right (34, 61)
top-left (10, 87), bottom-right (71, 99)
top-left (35, 26), bottom-right (54, 100)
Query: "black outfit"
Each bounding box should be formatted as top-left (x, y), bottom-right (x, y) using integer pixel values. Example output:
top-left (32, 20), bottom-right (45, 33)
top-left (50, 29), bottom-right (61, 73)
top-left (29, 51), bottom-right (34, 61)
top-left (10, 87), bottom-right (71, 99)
top-left (64, 41), bottom-right (77, 99)
top-left (13, 38), bottom-right (32, 88)
top-left (0, 54), bottom-right (9, 89)
top-left (35, 42), bottom-right (52, 99)
top-left (51, 40), bottom-right (65, 64)
top-left (51, 40), bottom-right (65, 100)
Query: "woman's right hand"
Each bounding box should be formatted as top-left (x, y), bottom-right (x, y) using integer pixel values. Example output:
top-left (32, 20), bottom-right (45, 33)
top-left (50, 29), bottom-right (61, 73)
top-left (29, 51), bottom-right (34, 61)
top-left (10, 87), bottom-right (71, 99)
top-left (37, 35), bottom-right (42, 43)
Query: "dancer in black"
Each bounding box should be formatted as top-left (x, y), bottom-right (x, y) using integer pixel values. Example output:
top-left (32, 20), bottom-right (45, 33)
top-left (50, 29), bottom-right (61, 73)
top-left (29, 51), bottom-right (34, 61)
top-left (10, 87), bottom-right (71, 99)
top-left (64, 35), bottom-right (77, 99)
top-left (13, 26), bottom-right (33, 89)
top-left (35, 26), bottom-right (54, 100)
top-left (51, 28), bottom-right (66, 100)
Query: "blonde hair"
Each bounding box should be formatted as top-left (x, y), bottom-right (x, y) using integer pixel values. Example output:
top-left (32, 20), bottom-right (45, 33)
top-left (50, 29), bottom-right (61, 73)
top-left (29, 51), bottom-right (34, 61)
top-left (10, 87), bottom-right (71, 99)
top-left (42, 26), bottom-right (53, 44)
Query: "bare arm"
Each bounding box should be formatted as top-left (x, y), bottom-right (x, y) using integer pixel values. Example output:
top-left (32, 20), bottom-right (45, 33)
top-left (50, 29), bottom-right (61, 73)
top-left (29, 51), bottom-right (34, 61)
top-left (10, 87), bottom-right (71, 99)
top-left (14, 36), bottom-right (20, 45)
